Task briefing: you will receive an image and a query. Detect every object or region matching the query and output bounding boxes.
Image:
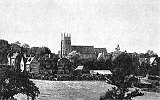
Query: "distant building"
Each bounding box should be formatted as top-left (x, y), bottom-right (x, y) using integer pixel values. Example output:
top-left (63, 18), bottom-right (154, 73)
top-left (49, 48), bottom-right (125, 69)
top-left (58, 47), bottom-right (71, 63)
top-left (60, 33), bottom-right (107, 59)
top-left (61, 34), bottom-right (71, 57)
top-left (26, 56), bottom-right (35, 72)
top-left (7, 52), bottom-right (27, 71)
top-left (97, 53), bottom-right (106, 61)
top-left (111, 44), bottom-right (122, 61)
top-left (29, 58), bottom-right (40, 74)
top-left (7, 52), bottom-right (19, 66)
top-left (90, 70), bottom-right (112, 75)
top-left (71, 45), bottom-right (96, 59)
top-left (94, 48), bottom-right (107, 56)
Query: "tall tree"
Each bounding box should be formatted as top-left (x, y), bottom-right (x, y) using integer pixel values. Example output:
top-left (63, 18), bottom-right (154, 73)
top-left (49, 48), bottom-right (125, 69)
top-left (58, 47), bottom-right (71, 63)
top-left (30, 47), bottom-right (51, 57)
top-left (22, 43), bottom-right (30, 48)
top-left (10, 43), bottom-right (21, 53)
top-left (9, 41), bottom-right (29, 72)
top-left (14, 41), bottom-right (21, 46)
top-left (146, 50), bottom-right (158, 57)
top-left (112, 52), bottom-right (136, 75)
top-left (22, 43), bottom-right (30, 56)
top-left (0, 39), bottom-right (10, 64)
top-left (68, 51), bottom-right (80, 67)
top-left (0, 66), bottom-right (40, 100)
top-left (100, 53), bottom-right (144, 100)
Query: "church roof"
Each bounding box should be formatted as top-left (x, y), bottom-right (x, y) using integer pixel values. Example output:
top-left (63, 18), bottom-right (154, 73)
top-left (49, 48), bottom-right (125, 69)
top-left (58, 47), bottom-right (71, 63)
top-left (94, 48), bottom-right (107, 54)
top-left (71, 45), bottom-right (95, 54)
top-left (26, 57), bottom-right (35, 65)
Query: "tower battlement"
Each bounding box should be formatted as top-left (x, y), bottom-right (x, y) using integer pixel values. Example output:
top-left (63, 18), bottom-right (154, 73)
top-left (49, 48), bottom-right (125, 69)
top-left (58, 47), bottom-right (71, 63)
top-left (61, 33), bottom-right (71, 57)
top-left (61, 33), bottom-right (71, 40)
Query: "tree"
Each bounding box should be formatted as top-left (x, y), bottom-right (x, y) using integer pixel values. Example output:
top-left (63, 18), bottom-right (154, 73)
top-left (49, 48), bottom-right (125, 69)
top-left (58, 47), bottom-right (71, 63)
top-left (10, 42), bottom-right (21, 53)
top-left (14, 41), bottom-right (21, 46)
top-left (146, 50), bottom-right (158, 57)
top-left (111, 52), bottom-right (136, 75)
top-left (68, 51), bottom-right (80, 67)
top-left (29, 47), bottom-right (51, 57)
top-left (0, 66), bottom-right (40, 100)
top-left (22, 43), bottom-right (30, 48)
top-left (105, 59), bottom-right (112, 69)
top-left (0, 39), bottom-right (10, 64)
top-left (8, 41), bottom-right (29, 72)
top-left (22, 43), bottom-right (30, 56)
top-left (41, 47), bottom-right (51, 54)
top-left (100, 53), bottom-right (144, 100)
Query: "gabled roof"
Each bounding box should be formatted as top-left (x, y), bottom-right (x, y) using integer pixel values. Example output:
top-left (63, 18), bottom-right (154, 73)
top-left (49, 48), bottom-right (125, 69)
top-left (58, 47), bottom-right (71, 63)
top-left (150, 57), bottom-right (156, 65)
top-left (26, 57), bottom-right (35, 65)
top-left (97, 53), bottom-right (105, 61)
top-left (75, 66), bottom-right (83, 70)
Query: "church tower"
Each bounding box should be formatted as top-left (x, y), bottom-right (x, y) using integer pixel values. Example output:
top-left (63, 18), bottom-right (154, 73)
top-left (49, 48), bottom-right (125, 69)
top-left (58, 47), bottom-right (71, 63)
top-left (61, 33), bottom-right (71, 57)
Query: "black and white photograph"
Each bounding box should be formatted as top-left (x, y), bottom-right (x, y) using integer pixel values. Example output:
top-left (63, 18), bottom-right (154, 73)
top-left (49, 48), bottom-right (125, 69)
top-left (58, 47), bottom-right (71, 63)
top-left (0, 0), bottom-right (160, 100)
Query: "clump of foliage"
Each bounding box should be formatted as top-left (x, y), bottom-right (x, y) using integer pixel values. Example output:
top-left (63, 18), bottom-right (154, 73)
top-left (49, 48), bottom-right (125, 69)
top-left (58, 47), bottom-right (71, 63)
top-left (0, 40), bottom-right (10, 64)
top-left (0, 67), bottom-right (40, 100)
top-left (100, 53), bottom-right (144, 100)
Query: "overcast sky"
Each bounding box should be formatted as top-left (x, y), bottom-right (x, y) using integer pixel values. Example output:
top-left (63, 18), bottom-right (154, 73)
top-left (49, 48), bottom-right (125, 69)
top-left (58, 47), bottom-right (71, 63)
top-left (0, 0), bottom-right (160, 54)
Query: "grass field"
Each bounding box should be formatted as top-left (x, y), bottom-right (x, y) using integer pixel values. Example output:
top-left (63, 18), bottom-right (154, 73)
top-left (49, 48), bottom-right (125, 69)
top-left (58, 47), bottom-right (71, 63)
top-left (15, 79), bottom-right (160, 100)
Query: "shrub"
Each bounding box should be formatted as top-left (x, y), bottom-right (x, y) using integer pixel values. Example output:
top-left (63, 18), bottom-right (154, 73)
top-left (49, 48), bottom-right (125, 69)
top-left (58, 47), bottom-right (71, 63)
top-left (0, 68), bottom-right (40, 100)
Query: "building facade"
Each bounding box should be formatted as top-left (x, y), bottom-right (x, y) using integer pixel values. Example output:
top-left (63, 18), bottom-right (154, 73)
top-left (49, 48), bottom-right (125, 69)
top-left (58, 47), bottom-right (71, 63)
top-left (61, 33), bottom-right (107, 59)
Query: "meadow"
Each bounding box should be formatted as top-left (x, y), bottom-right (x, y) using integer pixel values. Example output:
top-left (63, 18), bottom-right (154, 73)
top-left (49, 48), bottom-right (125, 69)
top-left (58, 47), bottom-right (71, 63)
top-left (15, 80), bottom-right (160, 100)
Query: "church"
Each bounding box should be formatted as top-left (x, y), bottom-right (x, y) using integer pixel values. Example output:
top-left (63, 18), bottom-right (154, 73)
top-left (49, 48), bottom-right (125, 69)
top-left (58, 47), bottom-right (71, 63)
top-left (60, 33), bottom-right (107, 60)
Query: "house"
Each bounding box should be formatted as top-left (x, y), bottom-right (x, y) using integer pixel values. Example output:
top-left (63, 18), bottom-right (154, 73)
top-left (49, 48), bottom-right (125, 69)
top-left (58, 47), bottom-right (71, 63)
top-left (25, 57), bottom-right (40, 74)
top-left (94, 48), bottom-right (107, 57)
top-left (150, 57), bottom-right (157, 66)
top-left (7, 52), bottom-right (19, 66)
top-left (8, 52), bottom-right (28, 71)
top-left (97, 53), bottom-right (106, 61)
top-left (30, 58), bottom-right (40, 74)
top-left (26, 56), bottom-right (35, 72)
top-left (149, 57), bottom-right (160, 76)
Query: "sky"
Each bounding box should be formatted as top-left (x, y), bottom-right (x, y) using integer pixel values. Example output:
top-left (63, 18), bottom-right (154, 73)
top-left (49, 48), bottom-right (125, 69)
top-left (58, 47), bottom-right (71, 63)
top-left (0, 0), bottom-right (160, 54)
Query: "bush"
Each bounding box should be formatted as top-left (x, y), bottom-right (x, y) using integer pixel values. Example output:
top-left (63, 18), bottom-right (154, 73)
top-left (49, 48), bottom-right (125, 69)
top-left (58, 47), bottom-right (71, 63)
top-left (0, 68), bottom-right (40, 100)
top-left (29, 72), bottom-right (108, 81)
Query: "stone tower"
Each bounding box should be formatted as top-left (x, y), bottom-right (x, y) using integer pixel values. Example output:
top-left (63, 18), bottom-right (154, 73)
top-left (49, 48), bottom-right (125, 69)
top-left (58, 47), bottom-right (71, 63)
top-left (61, 33), bottom-right (71, 57)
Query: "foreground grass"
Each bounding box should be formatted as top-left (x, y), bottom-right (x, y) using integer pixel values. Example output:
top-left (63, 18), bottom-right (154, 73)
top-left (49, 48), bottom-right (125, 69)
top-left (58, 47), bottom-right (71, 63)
top-left (15, 79), bottom-right (160, 100)
top-left (34, 80), bottom-right (112, 100)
